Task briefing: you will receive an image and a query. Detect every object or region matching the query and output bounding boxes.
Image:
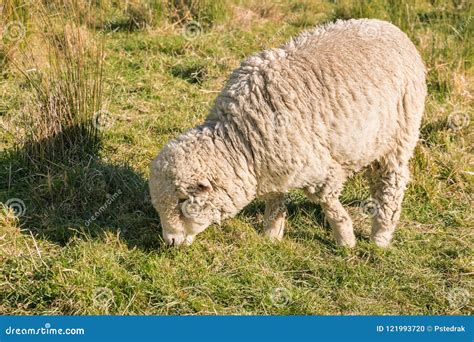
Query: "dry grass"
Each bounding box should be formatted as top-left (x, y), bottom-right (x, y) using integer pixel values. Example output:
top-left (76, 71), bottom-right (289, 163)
top-left (7, 1), bottom-right (105, 170)
top-left (0, 0), bottom-right (472, 315)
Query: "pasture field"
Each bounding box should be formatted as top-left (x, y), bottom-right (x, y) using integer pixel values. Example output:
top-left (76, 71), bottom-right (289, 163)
top-left (0, 0), bottom-right (472, 314)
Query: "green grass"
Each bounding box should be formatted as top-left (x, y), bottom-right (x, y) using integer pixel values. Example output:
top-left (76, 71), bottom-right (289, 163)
top-left (0, 0), bottom-right (473, 315)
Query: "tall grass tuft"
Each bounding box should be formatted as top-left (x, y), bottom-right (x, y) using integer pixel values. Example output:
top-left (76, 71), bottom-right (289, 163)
top-left (0, 0), bottom-right (30, 72)
top-left (13, 1), bottom-right (105, 171)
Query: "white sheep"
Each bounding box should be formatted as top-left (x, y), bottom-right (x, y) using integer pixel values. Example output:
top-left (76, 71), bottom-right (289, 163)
top-left (149, 19), bottom-right (427, 247)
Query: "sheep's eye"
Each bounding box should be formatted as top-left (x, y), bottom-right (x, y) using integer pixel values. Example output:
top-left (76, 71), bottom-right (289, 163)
top-left (177, 198), bottom-right (187, 205)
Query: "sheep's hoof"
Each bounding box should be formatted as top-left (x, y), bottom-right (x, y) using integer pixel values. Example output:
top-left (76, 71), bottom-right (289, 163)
top-left (263, 227), bottom-right (284, 242)
top-left (334, 231), bottom-right (356, 248)
top-left (335, 237), bottom-right (356, 248)
top-left (371, 234), bottom-right (392, 248)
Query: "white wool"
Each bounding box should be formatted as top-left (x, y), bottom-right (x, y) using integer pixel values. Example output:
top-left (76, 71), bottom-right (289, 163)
top-left (149, 19), bottom-right (427, 247)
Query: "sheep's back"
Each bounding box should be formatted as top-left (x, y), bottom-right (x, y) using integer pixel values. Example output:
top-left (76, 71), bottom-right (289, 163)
top-left (210, 19), bottom-right (426, 192)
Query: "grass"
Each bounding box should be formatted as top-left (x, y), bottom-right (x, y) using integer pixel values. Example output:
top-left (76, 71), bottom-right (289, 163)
top-left (14, 2), bottom-right (105, 170)
top-left (0, 0), bottom-right (473, 315)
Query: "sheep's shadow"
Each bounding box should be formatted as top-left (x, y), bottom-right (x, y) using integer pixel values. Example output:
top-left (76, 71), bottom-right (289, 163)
top-left (1, 127), bottom-right (371, 251)
top-left (0, 128), bottom-right (163, 251)
top-left (240, 196), bottom-right (336, 247)
top-left (240, 193), bottom-right (370, 247)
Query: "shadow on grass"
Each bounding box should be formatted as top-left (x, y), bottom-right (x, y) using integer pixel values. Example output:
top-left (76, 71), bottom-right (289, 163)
top-left (1, 127), bottom-right (372, 252)
top-left (240, 196), bottom-right (341, 248)
top-left (0, 127), bottom-right (164, 251)
top-left (240, 191), bottom-right (372, 248)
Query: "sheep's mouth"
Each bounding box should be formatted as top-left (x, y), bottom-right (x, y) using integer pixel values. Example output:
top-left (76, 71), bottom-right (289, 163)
top-left (163, 233), bottom-right (196, 247)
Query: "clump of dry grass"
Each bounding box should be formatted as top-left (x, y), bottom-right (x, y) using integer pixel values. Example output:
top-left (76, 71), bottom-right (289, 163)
top-left (0, 0), bottom-right (30, 72)
top-left (12, 1), bottom-right (105, 170)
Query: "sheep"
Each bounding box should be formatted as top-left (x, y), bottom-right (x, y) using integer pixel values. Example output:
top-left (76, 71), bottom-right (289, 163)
top-left (149, 18), bottom-right (427, 247)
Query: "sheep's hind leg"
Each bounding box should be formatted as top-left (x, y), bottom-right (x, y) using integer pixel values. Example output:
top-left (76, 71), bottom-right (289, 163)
top-left (319, 197), bottom-right (356, 247)
top-left (305, 182), bottom-right (356, 248)
top-left (366, 160), bottom-right (410, 247)
top-left (263, 194), bottom-right (287, 241)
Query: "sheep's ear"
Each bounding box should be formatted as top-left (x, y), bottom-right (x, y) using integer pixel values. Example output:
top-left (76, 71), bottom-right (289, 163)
top-left (185, 179), bottom-right (212, 196)
top-left (195, 179), bottom-right (212, 194)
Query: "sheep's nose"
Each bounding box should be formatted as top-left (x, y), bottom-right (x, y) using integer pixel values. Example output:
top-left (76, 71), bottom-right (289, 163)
top-left (163, 232), bottom-right (186, 246)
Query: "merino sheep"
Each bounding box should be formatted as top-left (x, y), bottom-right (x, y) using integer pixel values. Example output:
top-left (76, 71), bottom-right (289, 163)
top-left (149, 19), bottom-right (427, 247)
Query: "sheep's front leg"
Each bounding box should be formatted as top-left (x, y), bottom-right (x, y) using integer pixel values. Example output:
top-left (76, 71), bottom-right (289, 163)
top-left (263, 194), bottom-right (287, 241)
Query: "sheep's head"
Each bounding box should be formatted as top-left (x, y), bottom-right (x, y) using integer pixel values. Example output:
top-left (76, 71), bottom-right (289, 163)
top-left (149, 142), bottom-right (221, 246)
